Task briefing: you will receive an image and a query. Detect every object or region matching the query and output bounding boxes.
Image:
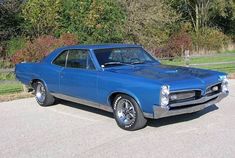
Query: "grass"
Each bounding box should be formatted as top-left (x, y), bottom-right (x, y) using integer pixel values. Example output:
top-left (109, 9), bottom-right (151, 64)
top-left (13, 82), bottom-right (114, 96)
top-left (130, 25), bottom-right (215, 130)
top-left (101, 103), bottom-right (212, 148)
top-left (222, 49), bottom-right (235, 53)
top-left (191, 56), bottom-right (235, 64)
top-left (0, 72), bottom-right (21, 95)
top-left (0, 82), bottom-right (23, 95)
top-left (161, 54), bottom-right (235, 65)
top-left (161, 52), bottom-right (235, 73)
top-left (196, 64), bottom-right (235, 73)
top-left (0, 72), bottom-right (15, 80)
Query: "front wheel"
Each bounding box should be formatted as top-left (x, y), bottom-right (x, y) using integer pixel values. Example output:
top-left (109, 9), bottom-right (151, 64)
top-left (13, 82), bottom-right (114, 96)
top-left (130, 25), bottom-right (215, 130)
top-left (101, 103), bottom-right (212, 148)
top-left (35, 81), bottom-right (55, 106)
top-left (113, 94), bottom-right (147, 130)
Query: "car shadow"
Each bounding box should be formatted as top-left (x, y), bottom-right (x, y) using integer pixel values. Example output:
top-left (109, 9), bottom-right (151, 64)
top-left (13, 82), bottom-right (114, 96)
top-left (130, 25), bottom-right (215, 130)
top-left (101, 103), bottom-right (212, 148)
top-left (147, 104), bottom-right (219, 127)
top-left (56, 99), bottom-right (114, 119)
top-left (55, 99), bottom-right (218, 128)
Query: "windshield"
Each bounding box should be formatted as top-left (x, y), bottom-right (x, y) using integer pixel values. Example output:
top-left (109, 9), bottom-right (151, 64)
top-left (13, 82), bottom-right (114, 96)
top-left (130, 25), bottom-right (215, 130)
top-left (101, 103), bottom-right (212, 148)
top-left (94, 47), bottom-right (157, 67)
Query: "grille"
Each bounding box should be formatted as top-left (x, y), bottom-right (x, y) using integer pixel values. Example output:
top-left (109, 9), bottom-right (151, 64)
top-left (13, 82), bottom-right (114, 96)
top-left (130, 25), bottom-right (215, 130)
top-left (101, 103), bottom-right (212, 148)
top-left (169, 90), bottom-right (201, 104)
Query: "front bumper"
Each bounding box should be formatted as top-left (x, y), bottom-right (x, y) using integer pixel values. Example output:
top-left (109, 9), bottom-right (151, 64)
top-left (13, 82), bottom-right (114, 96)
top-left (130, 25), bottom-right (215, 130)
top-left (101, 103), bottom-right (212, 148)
top-left (144, 92), bottom-right (228, 119)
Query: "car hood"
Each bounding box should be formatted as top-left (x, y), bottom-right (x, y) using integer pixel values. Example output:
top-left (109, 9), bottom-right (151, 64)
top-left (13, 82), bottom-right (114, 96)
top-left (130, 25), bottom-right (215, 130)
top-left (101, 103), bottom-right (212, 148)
top-left (105, 64), bottom-right (226, 91)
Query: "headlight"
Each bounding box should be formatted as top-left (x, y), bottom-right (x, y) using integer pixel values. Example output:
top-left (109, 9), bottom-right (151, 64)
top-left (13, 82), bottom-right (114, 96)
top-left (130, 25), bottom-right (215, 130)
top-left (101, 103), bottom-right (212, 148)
top-left (220, 76), bottom-right (229, 93)
top-left (160, 85), bottom-right (170, 108)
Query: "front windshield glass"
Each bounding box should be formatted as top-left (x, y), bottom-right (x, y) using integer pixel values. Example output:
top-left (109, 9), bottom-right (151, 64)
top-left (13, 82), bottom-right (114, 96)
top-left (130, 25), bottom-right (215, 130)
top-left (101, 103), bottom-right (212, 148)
top-left (94, 47), bottom-right (157, 67)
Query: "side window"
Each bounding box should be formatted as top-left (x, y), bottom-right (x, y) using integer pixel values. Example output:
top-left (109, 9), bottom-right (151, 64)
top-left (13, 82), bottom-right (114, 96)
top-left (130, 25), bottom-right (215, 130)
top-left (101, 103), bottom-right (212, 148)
top-left (67, 49), bottom-right (95, 70)
top-left (53, 51), bottom-right (68, 67)
top-left (87, 54), bottom-right (95, 70)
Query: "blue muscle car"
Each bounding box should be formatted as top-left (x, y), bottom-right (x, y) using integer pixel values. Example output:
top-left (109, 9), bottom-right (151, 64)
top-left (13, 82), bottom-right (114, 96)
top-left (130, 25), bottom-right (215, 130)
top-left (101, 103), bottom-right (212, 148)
top-left (15, 44), bottom-right (229, 130)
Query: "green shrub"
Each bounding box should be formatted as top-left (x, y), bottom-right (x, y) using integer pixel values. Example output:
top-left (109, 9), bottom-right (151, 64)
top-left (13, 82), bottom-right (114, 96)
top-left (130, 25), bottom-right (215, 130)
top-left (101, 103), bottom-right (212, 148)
top-left (191, 27), bottom-right (230, 52)
top-left (21, 0), bottom-right (62, 37)
top-left (57, 0), bottom-right (125, 44)
top-left (7, 37), bottom-right (26, 57)
top-left (0, 59), bottom-right (14, 68)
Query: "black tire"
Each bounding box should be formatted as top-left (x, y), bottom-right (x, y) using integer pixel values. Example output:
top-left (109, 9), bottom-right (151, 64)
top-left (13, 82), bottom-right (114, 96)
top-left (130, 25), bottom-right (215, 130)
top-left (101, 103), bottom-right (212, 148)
top-left (113, 94), bottom-right (147, 131)
top-left (35, 81), bottom-right (55, 106)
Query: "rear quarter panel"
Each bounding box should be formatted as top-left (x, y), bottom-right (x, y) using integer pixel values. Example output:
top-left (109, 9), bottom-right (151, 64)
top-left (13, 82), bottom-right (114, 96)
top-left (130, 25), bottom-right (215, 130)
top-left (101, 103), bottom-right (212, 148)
top-left (15, 62), bottom-right (39, 85)
top-left (15, 62), bottom-right (61, 93)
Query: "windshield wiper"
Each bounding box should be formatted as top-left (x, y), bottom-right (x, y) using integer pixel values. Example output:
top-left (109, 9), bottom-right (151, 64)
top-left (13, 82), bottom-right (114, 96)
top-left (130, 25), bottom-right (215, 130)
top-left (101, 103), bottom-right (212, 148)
top-left (102, 62), bottom-right (126, 67)
top-left (131, 61), bottom-right (145, 65)
top-left (102, 61), bottom-right (145, 67)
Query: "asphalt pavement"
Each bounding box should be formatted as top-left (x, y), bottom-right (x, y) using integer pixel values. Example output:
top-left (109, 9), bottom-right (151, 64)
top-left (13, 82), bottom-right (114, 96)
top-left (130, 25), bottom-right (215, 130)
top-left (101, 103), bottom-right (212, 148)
top-left (0, 80), bottom-right (235, 158)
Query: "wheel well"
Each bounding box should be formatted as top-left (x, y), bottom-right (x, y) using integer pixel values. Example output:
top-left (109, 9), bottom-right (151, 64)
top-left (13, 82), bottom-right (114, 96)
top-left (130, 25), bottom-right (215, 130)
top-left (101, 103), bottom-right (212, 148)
top-left (109, 92), bottom-right (135, 108)
top-left (109, 92), bottom-right (145, 117)
top-left (30, 79), bottom-right (41, 89)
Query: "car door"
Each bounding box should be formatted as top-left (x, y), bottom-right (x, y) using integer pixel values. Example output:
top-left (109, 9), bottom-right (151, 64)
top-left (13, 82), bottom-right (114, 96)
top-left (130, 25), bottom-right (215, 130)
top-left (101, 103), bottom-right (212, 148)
top-left (59, 49), bottom-right (98, 102)
top-left (48, 50), bottom-right (68, 93)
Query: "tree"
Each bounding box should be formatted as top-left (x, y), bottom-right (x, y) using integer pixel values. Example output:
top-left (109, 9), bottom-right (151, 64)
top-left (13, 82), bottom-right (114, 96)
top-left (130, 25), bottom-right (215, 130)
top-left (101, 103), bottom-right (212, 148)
top-left (120, 0), bottom-right (179, 48)
top-left (210, 0), bottom-right (235, 38)
top-left (167, 0), bottom-right (235, 34)
top-left (22, 0), bottom-right (62, 37)
top-left (0, 0), bottom-right (23, 40)
top-left (58, 0), bottom-right (125, 43)
top-left (0, 0), bottom-right (24, 57)
top-left (166, 0), bottom-right (233, 52)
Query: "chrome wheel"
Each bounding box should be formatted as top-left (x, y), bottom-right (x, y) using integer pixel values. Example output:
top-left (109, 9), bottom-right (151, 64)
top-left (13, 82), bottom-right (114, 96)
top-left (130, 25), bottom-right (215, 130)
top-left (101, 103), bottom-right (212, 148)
top-left (116, 99), bottom-right (136, 126)
top-left (36, 82), bottom-right (46, 103)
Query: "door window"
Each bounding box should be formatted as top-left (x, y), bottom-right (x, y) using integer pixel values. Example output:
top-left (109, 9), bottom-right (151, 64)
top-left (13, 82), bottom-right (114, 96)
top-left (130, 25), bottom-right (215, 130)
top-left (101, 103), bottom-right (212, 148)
top-left (67, 49), bottom-right (95, 70)
top-left (52, 51), bottom-right (68, 67)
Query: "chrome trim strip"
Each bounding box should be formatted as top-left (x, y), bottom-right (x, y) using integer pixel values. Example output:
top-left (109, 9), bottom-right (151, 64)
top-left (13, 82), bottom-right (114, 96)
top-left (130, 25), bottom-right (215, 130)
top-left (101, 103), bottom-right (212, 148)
top-left (206, 82), bottom-right (222, 89)
top-left (143, 112), bottom-right (154, 118)
top-left (170, 89), bottom-right (202, 93)
top-left (170, 92), bottom-right (222, 107)
top-left (150, 92), bottom-right (228, 119)
top-left (51, 93), bottom-right (113, 113)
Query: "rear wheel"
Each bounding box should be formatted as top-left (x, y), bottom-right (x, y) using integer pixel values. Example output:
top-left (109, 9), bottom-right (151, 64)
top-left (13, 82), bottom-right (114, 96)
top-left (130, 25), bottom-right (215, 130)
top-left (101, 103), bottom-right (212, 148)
top-left (35, 81), bottom-right (55, 106)
top-left (113, 94), bottom-right (147, 130)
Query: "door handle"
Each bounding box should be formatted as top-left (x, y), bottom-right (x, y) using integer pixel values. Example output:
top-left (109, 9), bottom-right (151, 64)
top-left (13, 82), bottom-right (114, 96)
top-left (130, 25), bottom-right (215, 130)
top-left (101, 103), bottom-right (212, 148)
top-left (60, 72), bottom-right (64, 78)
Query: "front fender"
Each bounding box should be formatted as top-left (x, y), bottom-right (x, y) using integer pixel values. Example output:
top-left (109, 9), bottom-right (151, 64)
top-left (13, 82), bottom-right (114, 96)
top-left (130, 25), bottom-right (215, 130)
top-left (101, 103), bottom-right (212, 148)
top-left (106, 84), bottom-right (161, 114)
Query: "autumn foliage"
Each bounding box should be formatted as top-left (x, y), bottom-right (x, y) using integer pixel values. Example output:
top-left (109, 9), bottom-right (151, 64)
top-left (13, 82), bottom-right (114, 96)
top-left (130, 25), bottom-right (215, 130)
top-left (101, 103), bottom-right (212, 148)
top-left (167, 30), bottom-right (192, 57)
top-left (12, 33), bottom-right (78, 64)
top-left (153, 30), bottom-right (192, 58)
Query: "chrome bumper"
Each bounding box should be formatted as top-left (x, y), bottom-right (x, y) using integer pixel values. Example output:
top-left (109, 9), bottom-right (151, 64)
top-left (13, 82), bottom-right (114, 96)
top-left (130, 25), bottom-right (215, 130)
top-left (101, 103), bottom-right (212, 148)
top-left (145, 92), bottom-right (228, 119)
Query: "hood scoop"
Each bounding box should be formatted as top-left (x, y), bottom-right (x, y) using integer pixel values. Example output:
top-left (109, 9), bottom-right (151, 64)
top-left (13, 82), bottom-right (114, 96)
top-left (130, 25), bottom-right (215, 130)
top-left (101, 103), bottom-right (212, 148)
top-left (165, 70), bottom-right (178, 73)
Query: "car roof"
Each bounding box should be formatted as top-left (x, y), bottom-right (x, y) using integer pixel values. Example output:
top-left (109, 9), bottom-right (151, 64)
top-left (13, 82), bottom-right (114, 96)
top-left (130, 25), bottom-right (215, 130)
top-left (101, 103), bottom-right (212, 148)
top-left (59, 43), bottom-right (142, 50)
top-left (42, 43), bottom-right (143, 64)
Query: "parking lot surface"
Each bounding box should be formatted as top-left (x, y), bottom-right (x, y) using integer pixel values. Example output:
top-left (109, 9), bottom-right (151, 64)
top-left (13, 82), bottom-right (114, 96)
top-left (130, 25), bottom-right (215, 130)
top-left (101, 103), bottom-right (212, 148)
top-left (0, 80), bottom-right (235, 158)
